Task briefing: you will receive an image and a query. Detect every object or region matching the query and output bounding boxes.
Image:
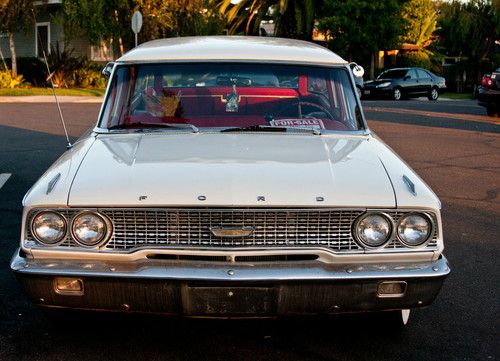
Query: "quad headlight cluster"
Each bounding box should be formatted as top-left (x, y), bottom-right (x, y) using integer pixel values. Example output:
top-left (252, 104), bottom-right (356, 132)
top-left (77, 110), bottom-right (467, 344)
top-left (31, 211), bottom-right (111, 247)
top-left (353, 211), bottom-right (433, 249)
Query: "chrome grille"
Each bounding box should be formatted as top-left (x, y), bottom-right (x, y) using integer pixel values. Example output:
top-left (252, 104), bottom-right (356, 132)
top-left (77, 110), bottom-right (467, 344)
top-left (25, 208), bottom-right (440, 252)
top-left (102, 209), bottom-right (365, 251)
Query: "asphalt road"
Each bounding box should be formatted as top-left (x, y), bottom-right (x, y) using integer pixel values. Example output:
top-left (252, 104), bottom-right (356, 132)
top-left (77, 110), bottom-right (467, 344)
top-left (0, 98), bottom-right (498, 361)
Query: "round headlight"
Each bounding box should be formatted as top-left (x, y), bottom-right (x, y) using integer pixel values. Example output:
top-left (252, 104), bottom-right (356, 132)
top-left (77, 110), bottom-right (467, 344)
top-left (397, 213), bottom-right (432, 247)
top-left (72, 212), bottom-right (109, 247)
top-left (354, 213), bottom-right (392, 248)
top-left (31, 211), bottom-right (67, 245)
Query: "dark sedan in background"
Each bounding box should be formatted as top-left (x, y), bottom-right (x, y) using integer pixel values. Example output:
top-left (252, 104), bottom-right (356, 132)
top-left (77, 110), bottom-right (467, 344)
top-left (363, 67), bottom-right (446, 101)
top-left (478, 67), bottom-right (500, 117)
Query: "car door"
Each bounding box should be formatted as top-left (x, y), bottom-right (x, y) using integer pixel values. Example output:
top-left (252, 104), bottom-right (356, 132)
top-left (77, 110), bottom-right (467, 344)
top-left (416, 69), bottom-right (432, 94)
top-left (402, 69), bottom-right (419, 96)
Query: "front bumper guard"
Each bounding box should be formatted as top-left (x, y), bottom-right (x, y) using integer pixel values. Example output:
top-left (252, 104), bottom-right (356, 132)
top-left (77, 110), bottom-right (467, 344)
top-left (11, 251), bottom-right (450, 316)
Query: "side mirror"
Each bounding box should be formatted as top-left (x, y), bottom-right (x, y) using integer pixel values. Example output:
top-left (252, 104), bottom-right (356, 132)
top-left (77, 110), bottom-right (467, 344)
top-left (349, 62), bottom-right (364, 78)
top-left (403, 75), bottom-right (410, 81)
top-left (102, 62), bottom-right (115, 79)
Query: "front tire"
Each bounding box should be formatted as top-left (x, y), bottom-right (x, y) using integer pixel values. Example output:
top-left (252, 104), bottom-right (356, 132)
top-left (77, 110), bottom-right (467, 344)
top-left (356, 86), bottom-right (362, 99)
top-left (392, 87), bottom-right (402, 101)
top-left (428, 87), bottom-right (439, 101)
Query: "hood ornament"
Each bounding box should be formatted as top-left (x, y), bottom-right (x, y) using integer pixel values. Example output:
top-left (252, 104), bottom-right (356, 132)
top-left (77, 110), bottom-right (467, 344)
top-left (209, 226), bottom-right (255, 238)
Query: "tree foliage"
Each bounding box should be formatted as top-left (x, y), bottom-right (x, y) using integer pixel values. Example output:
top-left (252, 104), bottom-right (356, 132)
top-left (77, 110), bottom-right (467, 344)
top-left (398, 0), bottom-right (439, 72)
top-left (63, 0), bottom-right (225, 54)
top-left (135, 0), bottom-right (225, 41)
top-left (318, 0), bottom-right (408, 74)
top-left (0, 0), bottom-right (35, 76)
top-left (438, 0), bottom-right (499, 59)
top-left (400, 0), bottom-right (438, 47)
top-left (218, 0), bottom-right (319, 39)
top-left (63, 0), bottom-right (133, 55)
top-left (0, 0), bottom-right (35, 46)
top-left (0, 0), bottom-right (8, 11)
top-left (437, 0), bottom-right (500, 83)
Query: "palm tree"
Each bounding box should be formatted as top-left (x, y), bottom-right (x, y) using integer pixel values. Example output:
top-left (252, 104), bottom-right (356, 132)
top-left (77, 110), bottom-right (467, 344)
top-left (218, 0), bottom-right (319, 40)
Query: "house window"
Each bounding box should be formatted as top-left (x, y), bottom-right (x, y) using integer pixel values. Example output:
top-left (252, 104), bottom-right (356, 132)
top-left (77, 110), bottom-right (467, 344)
top-left (35, 22), bottom-right (50, 58)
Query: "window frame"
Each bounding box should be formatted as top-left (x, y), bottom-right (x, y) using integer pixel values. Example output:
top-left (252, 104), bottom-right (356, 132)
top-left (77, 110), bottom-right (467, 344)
top-left (35, 22), bottom-right (51, 58)
top-left (95, 62), bottom-right (369, 134)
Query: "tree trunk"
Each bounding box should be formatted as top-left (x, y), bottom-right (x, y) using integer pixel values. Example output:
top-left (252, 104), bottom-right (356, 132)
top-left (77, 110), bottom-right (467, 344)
top-left (0, 44), bottom-right (8, 71)
top-left (8, 32), bottom-right (17, 77)
top-left (118, 36), bottom-right (124, 56)
top-left (114, 10), bottom-right (125, 56)
top-left (370, 52), bottom-right (375, 80)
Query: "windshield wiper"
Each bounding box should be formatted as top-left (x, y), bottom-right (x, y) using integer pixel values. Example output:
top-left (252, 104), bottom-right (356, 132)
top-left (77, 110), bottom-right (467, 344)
top-left (221, 124), bottom-right (321, 135)
top-left (221, 125), bottom-right (286, 133)
top-left (108, 122), bottom-right (199, 133)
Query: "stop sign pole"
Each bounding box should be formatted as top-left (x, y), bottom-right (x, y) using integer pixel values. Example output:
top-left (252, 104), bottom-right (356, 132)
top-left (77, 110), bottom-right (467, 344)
top-left (131, 11), bottom-right (143, 48)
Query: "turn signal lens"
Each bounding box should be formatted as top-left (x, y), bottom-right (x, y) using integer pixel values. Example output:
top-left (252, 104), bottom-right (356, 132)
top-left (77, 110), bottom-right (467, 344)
top-left (377, 281), bottom-right (407, 298)
top-left (54, 277), bottom-right (84, 295)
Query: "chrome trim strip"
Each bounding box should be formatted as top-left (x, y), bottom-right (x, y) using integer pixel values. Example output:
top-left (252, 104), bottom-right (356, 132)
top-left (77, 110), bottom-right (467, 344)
top-left (11, 252), bottom-right (449, 282)
top-left (402, 175), bottom-right (417, 196)
top-left (46, 173), bottom-right (61, 195)
top-left (26, 247), bottom-right (437, 263)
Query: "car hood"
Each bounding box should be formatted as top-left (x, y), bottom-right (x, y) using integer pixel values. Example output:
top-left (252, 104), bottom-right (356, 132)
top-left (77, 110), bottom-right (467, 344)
top-left (67, 132), bottom-right (396, 207)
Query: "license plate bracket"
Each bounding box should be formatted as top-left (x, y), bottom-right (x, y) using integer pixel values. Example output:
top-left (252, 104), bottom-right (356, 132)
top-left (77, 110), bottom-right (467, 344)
top-left (182, 285), bottom-right (276, 316)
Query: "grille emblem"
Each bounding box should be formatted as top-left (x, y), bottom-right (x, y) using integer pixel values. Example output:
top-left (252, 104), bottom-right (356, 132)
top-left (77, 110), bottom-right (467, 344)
top-left (209, 226), bottom-right (255, 238)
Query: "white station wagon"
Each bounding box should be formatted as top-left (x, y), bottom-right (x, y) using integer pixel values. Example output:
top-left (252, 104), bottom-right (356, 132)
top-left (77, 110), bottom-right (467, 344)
top-left (11, 36), bottom-right (449, 324)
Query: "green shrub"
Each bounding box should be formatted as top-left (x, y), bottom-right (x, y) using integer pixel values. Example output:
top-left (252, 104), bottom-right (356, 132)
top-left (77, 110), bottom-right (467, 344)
top-left (0, 70), bottom-right (25, 88)
top-left (72, 68), bottom-right (106, 88)
top-left (44, 43), bottom-right (106, 88)
top-left (398, 51), bottom-right (432, 69)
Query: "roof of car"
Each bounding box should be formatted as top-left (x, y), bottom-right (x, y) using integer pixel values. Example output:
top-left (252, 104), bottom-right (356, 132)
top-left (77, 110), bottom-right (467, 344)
top-left (384, 68), bottom-right (410, 71)
top-left (117, 36), bottom-right (347, 65)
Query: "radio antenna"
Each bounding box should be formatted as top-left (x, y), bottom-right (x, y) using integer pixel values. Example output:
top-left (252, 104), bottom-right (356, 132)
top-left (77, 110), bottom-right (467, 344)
top-left (32, 10), bottom-right (72, 149)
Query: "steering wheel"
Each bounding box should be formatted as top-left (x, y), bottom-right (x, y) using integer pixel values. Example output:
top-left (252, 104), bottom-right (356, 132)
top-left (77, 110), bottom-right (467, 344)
top-left (274, 100), bottom-right (336, 121)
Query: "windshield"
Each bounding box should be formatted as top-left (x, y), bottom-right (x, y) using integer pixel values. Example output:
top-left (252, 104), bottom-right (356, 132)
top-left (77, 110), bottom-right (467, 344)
top-left (99, 63), bottom-right (364, 132)
top-left (377, 69), bottom-right (408, 79)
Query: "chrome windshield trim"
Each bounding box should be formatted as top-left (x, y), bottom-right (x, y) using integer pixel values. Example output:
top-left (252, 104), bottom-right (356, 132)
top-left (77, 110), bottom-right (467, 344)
top-left (92, 126), bottom-right (371, 136)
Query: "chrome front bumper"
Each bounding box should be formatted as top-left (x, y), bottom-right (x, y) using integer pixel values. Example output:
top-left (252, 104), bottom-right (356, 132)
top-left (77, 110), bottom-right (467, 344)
top-left (11, 250), bottom-right (450, 316)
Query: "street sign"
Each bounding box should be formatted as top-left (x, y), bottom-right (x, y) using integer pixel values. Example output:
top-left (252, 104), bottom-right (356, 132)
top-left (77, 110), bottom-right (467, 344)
top-left (131, 11), bottom-right (143, 47)
top-left (131, 11), bottom-right (143, 34)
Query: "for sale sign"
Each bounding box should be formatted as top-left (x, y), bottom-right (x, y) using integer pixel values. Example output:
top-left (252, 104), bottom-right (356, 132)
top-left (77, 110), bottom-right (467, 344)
top-left (271, 118), bottom-right (325, 130)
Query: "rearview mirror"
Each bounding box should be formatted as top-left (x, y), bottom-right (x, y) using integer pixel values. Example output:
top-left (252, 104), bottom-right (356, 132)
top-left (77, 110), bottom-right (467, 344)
top-left (102, 62), bottom-right (115, 79)
top-left (216, 76), bottom-right (252, 86)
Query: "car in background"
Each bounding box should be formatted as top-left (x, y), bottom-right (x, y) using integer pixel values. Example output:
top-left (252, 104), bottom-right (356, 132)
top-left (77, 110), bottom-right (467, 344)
top-left (478, 67), bottom-right (500, 117)
top-left (354, 75), bottom-right (364, 99)
top-left (363, 67), bottom-right (446, 101)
